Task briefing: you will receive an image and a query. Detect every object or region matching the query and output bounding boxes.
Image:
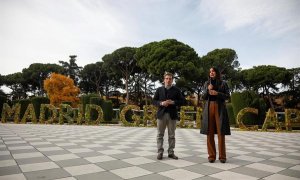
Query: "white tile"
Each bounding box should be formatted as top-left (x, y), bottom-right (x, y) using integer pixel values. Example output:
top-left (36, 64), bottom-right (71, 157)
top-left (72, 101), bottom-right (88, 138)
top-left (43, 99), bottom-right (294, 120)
top-left (48, 154), bottom-right (80, 161)
top-left (122, 157), bottom-right (155, 165)
top-left (130, 151), bottom-right (156, 156)
top-left (227, 149), bottom-right (251, 155)
top-left (245, 147), bottom-right (267, 151)
top-left (246, 163), bottom-right (285, 173)
top-left (54, 177), bottom-right (77, 180)
top-left (0, 159), bottom-right (17, 167)
top-left (24, 138), bottom-right (42, 141)
top-left (203, 162), bottom-right (240, 170)
top-left (85, 155), bottom-right (116, 163)
top-left (64, 164), bottom-right (104, 176)
top-left (4, 141), bottom-right (27, 145)
top-left (263, 174), bottom-right (299, 180)
top-left (20, 162), bottom-right (59, 172)
top-left (37, 147), bottom-right (64, 152)
top-left (46, 138), bottom-right (65, 142)
top-left (233, 155), bottom-right (264, 162)
top-left (256, 151), bottom-right (283, 156)
top-left (289, 165), bottom-right (300, 171)
top-left (269, 157), bottom-right (300, 165)
top-left (108, 145), bottom-right (131, 149)
top-left (12, 152), bottom-right (44, 159)
top-left (161, 159), bottom-right (196, 168)
top-left (0, 151), bottom-right (10, 156)
top-left (67, 148), bottom-right (93, 153)
top-left (159, 169), bottom-right (203, 180)
top-left (136, 147), bottom-right (155, 151)
top-left (111, 166), bottom-right (152, 179)
top-left (55, 143), bottom-right (77, 146)
top-left (273, 148), bottom-right (297, 152)
top-left (210, 171), bottom-right (258, 180)
top-left (2, 137), bottom-right (21, 140)
top-left (0, 173), bottom-right (26, 180)
top-left (30, 141), bottom-right (52, 145)
top-left (8, 146), bottom-right (34, 150)
top-left (69, 139), bottom-right (87, 143)
top-left (81, 144), bottom-right (103, 148)
top-left (99, 149), bottom-right (125, 155)
top-left (175, 152), bottom-right (193, 158)
top-left (288, 152), bottom-right (300, 157)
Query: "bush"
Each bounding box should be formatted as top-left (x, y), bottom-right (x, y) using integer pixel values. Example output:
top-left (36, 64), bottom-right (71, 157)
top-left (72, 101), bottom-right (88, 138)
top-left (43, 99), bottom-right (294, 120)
top-left (101, 100), bottom-right (113, 122)
top-left (0, 95), bottom-right (7, 117)
top-left (31, 97), bottom-right (50, 120)
top-left (226, 103), bottom-right (235, 126)
top-left (89, 97), bottom-right (102, 121)
top-left (120, 104), bottom-right (133, 122)
top-left (231, 91), bottom-right (260, 125)
top-left (13, 99), bottom-right (31, 119)
top-left (80, 93), bottom-right (100, 115)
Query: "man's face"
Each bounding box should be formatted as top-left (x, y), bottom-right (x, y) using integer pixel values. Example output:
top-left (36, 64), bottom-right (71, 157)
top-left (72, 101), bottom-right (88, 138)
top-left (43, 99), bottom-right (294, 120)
top-left (164, 75), bottom-right (173, 86)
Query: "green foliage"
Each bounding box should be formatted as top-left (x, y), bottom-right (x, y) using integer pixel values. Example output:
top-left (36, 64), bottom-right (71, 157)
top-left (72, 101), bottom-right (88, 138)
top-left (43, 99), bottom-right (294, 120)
top-left (89, 97), bottom-right (102, 121)
top-left (80, 93), bottom-right (100, 115)
top-left (0, 95), bottom-right (7, 117)
top-left (135, 39), bottom-right (200, 81)
top-left (231, 91), bottom-right (260, 125)
top-left (22, 63), bottom-right (64, 95)
top-left (120, 104), bottom-right (133, 122)
top-left (226, 103), bottom-right (235, 126)
top-left (31, 97), bottom-right (50, 120)
top-left (59, 55), bottom-right (82, 85)
top-left (101, 100), bottom-right (113, 122)
top-left (13, 99), bottom-right (31, 119)
top-left (241, 65), bottom-right (293, 109)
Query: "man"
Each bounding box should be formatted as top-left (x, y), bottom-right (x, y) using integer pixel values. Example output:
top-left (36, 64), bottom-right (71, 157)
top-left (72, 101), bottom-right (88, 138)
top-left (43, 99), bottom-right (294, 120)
top-left (153, 72), bottom-right (185, 160)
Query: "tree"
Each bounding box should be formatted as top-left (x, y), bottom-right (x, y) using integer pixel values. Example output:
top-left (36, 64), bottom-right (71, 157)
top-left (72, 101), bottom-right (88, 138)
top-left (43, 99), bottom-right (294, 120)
top-left (136, 39), bottom-right (200, 81)
top-left (136, 39), bottom-right (201, 104)
top-left (282, 68), bottom-right (300, 108)
top-left (59, 55), bottom-right (82, 85)
top-left (102, 47), bottom-right (138, 104)
top-left (80, 62), bottom-right (106, 95)
top-left (241, 65), bottom-right (292, 109)
top-left (3, 72), bottom-right (28, 100)
top-left (44, 73), bottom-right (80, 107)
top-left (22, 63), bottom-right (63, 96)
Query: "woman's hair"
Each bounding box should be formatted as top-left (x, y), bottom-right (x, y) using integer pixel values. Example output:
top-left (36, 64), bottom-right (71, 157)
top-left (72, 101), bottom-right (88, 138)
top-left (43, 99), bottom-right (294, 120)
top-left (208, 67), bottom-right (221, 81)
top-left (208, 67), bottom-right (222, 89)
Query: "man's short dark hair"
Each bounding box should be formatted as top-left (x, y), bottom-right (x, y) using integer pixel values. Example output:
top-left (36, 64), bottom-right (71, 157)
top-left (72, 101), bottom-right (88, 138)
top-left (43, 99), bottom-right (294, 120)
top-left (164, 72), bottom-right (173, 78)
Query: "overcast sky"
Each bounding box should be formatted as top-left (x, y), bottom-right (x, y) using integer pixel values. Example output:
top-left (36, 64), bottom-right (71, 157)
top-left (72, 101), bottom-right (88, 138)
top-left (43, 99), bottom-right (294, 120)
top-left (1, 0), bottom-right (300, 76)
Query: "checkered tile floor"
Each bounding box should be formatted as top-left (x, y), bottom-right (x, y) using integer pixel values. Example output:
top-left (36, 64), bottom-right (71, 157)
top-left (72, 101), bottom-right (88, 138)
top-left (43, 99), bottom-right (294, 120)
top-left (0, 123), bottom-right (300, 180)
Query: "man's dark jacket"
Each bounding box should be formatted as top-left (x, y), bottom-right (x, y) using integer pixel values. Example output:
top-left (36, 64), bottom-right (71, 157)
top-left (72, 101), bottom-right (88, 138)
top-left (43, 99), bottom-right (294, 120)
top-left (153, 86), bottom-right (185, 120)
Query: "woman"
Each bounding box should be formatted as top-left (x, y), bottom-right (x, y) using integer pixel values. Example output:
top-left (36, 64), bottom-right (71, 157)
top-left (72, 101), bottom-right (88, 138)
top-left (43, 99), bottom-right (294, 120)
top-left (200, 67), bottom-right (231, 163)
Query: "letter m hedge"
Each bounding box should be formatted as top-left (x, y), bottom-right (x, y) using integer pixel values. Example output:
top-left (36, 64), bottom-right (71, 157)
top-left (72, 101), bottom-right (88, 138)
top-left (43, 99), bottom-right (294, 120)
top-left (1, 103), bottom-right (21, 123)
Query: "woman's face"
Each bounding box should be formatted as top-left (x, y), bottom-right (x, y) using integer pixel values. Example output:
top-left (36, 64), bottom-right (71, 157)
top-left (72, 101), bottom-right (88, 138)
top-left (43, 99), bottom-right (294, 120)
top-left (209, 68), bottom-right (216, 79)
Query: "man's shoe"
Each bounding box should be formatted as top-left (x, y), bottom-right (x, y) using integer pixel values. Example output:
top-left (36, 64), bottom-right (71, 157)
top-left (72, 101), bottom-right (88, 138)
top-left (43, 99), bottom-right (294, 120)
top-left (208, 159), bottom-right (215, 163)
top-left (168, 154), bottom-right (178, 160)
top-left (220, 159), bottom-right (226, 163)
top-left (157, 153), bottom-right (163, 160)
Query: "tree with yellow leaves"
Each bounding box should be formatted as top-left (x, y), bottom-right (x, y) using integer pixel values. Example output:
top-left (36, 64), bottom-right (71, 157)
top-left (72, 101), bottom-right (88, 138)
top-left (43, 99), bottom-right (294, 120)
top-left (44, 73), bottom-right (80, 107)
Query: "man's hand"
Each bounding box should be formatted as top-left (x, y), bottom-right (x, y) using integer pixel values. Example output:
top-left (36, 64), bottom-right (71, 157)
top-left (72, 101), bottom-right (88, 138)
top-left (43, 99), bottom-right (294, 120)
top-left (161, 99), bottom-right (174, 107)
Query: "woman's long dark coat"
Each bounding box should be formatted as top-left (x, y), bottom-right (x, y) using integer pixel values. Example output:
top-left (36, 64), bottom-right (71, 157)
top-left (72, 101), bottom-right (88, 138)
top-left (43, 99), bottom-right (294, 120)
top-left (200, 80), bottom-right (231, 135)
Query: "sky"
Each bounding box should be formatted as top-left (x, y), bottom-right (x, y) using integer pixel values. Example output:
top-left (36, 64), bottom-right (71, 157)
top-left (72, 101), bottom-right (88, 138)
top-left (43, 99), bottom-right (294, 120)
top-left (1, 0), bottom-right (300, 76)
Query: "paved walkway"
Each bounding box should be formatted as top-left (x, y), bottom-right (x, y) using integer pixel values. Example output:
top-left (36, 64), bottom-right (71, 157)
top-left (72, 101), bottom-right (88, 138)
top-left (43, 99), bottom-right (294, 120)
top-left (0, 123), bottom-right (300, 180)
